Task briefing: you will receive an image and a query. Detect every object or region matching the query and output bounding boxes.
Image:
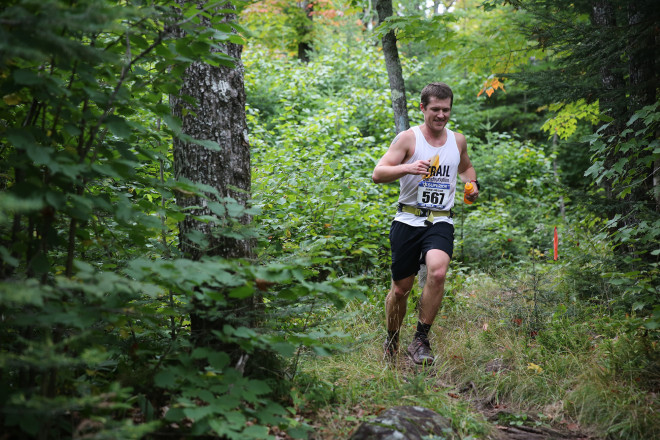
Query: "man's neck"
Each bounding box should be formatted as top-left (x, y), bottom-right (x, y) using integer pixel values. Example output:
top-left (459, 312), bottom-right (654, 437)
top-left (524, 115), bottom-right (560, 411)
top-left (420, 124), bottom-right (447, 147)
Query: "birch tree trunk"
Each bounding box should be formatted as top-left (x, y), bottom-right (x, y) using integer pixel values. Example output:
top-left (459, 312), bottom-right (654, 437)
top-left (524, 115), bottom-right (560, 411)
top-left (375, 0), bottom-right (410, 134)
top-left (171, 1), bottom-right (252, 348)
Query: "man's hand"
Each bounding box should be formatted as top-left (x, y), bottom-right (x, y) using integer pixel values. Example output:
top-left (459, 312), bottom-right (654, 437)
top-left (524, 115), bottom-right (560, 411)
top-left (408, 159), bottom-right (431, 175)
top-left (465, 186), bottom-right (479, 202)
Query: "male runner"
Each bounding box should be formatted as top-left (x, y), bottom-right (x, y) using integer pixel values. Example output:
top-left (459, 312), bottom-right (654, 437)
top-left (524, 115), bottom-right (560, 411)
top-left (372, 82), bottom-right (479, 364)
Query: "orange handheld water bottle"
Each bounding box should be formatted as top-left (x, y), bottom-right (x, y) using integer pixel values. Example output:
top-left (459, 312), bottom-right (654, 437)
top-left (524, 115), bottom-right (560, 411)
top-left (463, 181), bottom-right (476, 205)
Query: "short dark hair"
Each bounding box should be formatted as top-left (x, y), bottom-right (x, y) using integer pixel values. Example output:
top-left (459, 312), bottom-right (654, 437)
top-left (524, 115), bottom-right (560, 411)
top-left (420, 82), bottom-right (453, 108)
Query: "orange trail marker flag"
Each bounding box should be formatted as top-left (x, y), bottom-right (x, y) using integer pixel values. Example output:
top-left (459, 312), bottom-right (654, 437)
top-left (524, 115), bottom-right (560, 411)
top-left (553, 227), bottom-right (559, 261)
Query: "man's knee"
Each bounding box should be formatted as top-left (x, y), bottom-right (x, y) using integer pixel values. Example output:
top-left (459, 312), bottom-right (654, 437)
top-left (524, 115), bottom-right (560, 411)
top-left (390, 277), bottom-right (414, 299)
top-left (425, 250), bottom-right (450, 286)
top-left (392, 287), bottom-right (410, 299)
top-left (427, 266), bottom-right (447, 285)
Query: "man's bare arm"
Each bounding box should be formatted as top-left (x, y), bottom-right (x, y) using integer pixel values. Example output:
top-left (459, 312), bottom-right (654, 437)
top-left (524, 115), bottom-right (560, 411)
top-left (456, 133), bottom-right (479, 201)
top-left (372, 130), bottom-right (429, 184)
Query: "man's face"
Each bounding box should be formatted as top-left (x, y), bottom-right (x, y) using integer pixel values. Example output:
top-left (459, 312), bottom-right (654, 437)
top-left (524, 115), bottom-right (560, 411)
top-left (421, 96), bottom-right (452, 132)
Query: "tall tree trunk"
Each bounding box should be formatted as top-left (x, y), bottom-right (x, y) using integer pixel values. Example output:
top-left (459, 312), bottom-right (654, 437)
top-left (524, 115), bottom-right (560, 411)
top-left (654, 157), bottom-right (660, 213)
top-left (171, 1), bottom-right (252, 349)
top-left (591, 0), bottom-right (626, 123)
top-left (591, 0), bottom-right (626, 219)
top-left (297, 0), bottom-right (314, 62)
top-left (627, 1), bottom-right (655, 112)
top-left (375, 0), bottom-right (409, 134)
top-left (628, 0), bottom-right (659, 211)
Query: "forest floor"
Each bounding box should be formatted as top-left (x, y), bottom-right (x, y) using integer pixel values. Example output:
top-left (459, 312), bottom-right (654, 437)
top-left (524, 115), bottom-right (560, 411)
top-left (392, 356), bottom-right (593, 440)
top-left (296, 349), bottom-right (597, 440)
top-left (289, 271), bottom-right (650, 440)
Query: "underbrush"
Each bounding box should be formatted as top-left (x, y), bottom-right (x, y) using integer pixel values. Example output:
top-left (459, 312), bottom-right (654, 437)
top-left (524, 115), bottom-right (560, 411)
top-left (293, 260), bottom-right (659, 439)
top-left (292, 296), bottom-right (492, 439)
top-left (434, 265), bottom-right (659, 440)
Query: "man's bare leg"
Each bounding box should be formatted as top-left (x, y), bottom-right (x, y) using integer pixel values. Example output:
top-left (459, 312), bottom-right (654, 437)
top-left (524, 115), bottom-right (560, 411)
top-left (419, 249), bottom-right (450, 325)
top-left (386, 275), bottom-right (414, 331)
top-left (384, 274), bottom-right (414, 358)
top-left (408, 249), bottom-right (450, 364)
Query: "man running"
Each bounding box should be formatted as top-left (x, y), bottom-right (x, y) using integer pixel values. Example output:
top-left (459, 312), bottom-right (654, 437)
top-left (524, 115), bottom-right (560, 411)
top-left (372, 82), bottom-right (480, 364)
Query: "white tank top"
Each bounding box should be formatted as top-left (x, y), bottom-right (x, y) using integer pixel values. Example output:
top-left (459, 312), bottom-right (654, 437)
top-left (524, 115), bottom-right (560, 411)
top-left (394, 126), bottom-right (460, 227)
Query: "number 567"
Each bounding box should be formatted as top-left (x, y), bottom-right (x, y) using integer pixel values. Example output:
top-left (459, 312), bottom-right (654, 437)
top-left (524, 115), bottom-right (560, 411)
top-left (421, 191), bottom-right (443, 204)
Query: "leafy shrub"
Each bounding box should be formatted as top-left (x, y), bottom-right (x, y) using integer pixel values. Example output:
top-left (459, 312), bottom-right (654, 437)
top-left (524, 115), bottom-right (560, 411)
top-left (457, 132), bottom-right (561, 266)
top-left (245, 42), bottom-right (401, 288)
top-left (583, 102), bottom-right (660, 324)
top-left (0, 1), bottom-right (365, 438)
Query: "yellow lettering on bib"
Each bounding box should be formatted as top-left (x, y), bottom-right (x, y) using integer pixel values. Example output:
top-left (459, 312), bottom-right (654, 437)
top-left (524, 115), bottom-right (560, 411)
top-left (423, 154), bottom-right (439, 180)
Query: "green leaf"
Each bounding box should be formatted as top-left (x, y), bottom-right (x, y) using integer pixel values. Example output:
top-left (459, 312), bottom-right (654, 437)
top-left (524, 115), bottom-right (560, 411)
top-left (207, 352), bottom-right (230, 369)
top-left (163, 114), bottom-right (182, 135)
top-left (632, 301), bottom-right (646, 311)
top-left (241, 425), bottom-right (269, 438)
top-left (7, 130), bottom-right (52, 165)
top-left (223, 410), bottom-right (246, 428)
top-left (0, 246), bottom-right (19, 267)
top-left (229, 285), bottom-right (253, 299)
top-left (164, 407), bottom-right (185, 422)
top-left (13, 69), bottom-right (42, 85)
top-left (0, 279), bottom-right (49, 306)
top-left (644, 320), bottom-right (659, 330)
top-left (105, 114), bottom-right (133, 139)
top-left (0, 193), bottom-right (43, 217)
top-left (233, 326), bottom-right (256, 338)
top-left (67, 194), bottom-right (94, 220)
top-left (189, 137), bottom-right (222, 151)
top-left (183, 405), bottom-right (215, 421)
top-left (154, 369), bottom-right (178, 388)
top-left (185, 230), bottom-right (209, 247)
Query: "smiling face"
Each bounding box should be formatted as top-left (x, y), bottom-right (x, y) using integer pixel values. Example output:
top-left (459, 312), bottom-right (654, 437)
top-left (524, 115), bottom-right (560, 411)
top-left (421, 96), bottom-right (452, 134)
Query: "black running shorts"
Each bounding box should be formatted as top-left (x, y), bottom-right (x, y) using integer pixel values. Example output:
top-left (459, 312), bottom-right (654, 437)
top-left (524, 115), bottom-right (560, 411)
top-left (389, 220), bottom-right (454, 281)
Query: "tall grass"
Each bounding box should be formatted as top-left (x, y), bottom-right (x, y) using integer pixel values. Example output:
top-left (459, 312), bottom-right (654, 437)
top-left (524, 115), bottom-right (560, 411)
top-left (293, 289), bottom-right (493, 439)
top-left (294, 258), bottom-right (659, 439)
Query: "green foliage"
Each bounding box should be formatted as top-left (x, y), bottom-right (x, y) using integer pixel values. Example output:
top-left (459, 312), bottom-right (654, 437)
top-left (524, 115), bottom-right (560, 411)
top-left (240, 2), bottom-right (305, 56)
top-left (457, 132), bottom-right (561, 266)
top-left (1, 1), bottom-right (181, 436)
top-left (541, 99), bottom-right (600, 140)
top-left (374, 13), bottom-right (457, 48)
top-left (0, 1), bottom-right (364, 438)
top-left (585, 102), bottom-right (660, 201)
top-left (240, 0), bottom-right (343, 58)
top-left (485, 0), bottom-right (659, 214)
top-left (2, 0), bottom-right (657, 438)
top-left (245, 41), bottom-right (402, 287)
top-left (0, 267), bottom-right (162, 439)
top-left (154, 349), bottom-right (285, 439)
top-left (490, 0), bottom-right (619, 105)
top-left (434, 267), bottom-right (659, 440)
top-left (582, 102), bottom-right (660, 324)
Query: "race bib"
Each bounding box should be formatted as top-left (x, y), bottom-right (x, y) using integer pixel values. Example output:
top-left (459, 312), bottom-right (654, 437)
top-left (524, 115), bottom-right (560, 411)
top-left (417, 180), bottom-right (450, 209)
